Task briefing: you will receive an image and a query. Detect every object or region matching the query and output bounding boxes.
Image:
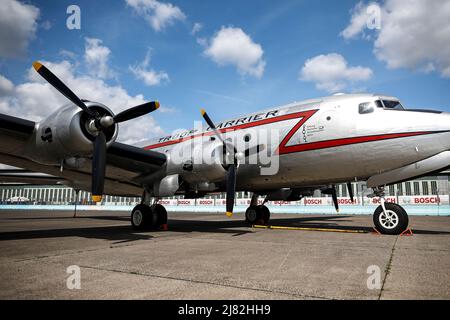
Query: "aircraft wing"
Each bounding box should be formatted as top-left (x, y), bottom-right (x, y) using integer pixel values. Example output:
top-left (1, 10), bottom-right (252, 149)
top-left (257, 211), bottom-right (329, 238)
top-left (0, 113), bottom-right (167, 196)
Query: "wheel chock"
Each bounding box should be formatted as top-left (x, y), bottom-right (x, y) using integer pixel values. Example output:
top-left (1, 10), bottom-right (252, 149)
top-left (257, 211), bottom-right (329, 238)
top-left (400, 228), bottom-right (413, 236)
top-left (159, 224), bottom-right (168, 231)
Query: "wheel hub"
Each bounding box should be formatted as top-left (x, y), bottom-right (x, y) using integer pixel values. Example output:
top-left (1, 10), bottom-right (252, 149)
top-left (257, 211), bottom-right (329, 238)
top-left (247, 209), bottom-right (257, 221)
top-left (379, 210), bottom-right (399, 229)
top-left (133, 210), bottom-right (143, 226)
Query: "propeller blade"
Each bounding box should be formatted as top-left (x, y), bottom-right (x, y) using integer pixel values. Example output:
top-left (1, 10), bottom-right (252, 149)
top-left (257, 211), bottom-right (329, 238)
top-left (225, 164), bottom-right (237, 217)
top-left (347, 182), bottom-right (354, 203)
top-left (200, 108), bottom-right (228, 145)
top-left (91, 131), bottom-right (107, 203)
top-left (32, 61), bottom-right (93, 116)
top-left (331, 185), bottom-right (339, 212)
top-left (113, 101), bottom-right (160, 123)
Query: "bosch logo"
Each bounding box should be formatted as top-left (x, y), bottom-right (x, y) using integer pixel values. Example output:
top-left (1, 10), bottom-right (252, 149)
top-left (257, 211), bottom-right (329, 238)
top-left (414, 197), bottom-right (440, 204)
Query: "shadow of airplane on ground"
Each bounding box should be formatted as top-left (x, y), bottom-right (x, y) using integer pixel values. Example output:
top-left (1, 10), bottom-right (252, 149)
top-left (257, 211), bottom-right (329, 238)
top-left (0, 215), bottom-right (448, 244)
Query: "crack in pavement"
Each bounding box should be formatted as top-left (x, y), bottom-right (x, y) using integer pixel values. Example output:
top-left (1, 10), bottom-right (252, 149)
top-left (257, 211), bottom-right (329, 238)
top-left (378, 236), bottom-right (399, 300)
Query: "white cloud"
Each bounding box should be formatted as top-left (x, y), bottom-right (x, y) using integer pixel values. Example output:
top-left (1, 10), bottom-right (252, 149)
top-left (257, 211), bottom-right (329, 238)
top-left (126, 0), bottom-right (185, 32)
top-left (0, 51), bottom-right (164, 144)
top-left (340, 2), bottom-right (373, 40)
top-left (341, 0), bottom-right (450, 78)
top-left (191, 22), bottom-right (202, 35)
top-left (0, 74), bottom-right (14, 97)
top-left (129, 50), bottom-right (169, 86)
top-left (40, 20), bottom-right (52, 31)
top-left (203, 26), bottom-right (266, 78)
top-left (0, 0), bottom-right (40, 58)
top-left (299, 53), bottom-right (373, 93)
top-left (84, 38), bottom-right (116, 79)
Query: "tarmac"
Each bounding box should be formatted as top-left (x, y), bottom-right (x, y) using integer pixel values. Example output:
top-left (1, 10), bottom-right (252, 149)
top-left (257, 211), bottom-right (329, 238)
top-left (0, 209), bottom-right (449, 299)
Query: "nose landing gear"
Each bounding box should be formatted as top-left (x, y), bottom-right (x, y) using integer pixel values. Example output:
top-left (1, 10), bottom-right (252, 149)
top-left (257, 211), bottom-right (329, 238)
top-left (371, 187), bottom-right (409, 235)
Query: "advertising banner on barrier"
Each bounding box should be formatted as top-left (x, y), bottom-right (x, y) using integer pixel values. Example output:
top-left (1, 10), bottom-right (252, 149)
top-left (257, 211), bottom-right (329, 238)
top-left (215, 199), bottom-right (227, 206)
top-left (236, 199), bottom-right (265, 206)
top-left (303, 198), bottom-right (329, 206)
top-left (399, 195), bottom-right (449, 205)
top-left (177, 199), bottom-right (196, 206)
top-left (158, 199), bottom-right (178, 206)
top-left (196, 199), bottom-right (215, 206)
top-left (157, 195), bottom-right (450, 207)
top-left (365, 196), bottom-right (397, 205)
top-left (270, 200), bottom-right (303, 206)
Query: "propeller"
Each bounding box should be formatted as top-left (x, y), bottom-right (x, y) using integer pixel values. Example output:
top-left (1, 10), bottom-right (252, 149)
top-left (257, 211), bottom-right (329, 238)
top-left (226, 163), bottom-right (236, 217)
top-left (32, 61), bottom-right (160, 202)
top-left (200, 108), bottom-right (264, 217)
top-left (331, 185), bottom-right (339, 212)
top-left (347, 182), bottom-right (354, 203)
top-left (323, 186), bottom-right (339, 212)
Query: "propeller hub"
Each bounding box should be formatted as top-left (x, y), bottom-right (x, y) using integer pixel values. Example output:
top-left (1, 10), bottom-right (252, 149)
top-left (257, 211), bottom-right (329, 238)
top-left (235, 152), bottom-right (245, 161)
top-left (100, 115), bottom-right (114, 128)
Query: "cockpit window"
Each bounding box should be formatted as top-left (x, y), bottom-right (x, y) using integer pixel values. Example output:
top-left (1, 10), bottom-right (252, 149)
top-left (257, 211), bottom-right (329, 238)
top-left (375, 100), bottom-right (383, 108)
top-left (359, 102), bottom-right (374, 114)
top-left (381, 100), bottom-right (404, 110)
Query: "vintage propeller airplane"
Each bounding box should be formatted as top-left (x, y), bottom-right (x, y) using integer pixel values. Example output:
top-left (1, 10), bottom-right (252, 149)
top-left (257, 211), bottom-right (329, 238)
top-left (1, 62), bottom-right (449, 235)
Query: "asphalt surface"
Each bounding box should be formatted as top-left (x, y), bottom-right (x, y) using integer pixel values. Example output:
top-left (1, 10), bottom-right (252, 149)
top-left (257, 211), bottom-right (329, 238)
top-left (0, 209), bottom-right (449, 299)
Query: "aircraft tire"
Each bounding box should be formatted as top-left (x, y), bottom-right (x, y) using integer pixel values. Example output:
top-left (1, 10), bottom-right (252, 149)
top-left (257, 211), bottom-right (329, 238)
top-left (259, 205), bottom-right (270, 224)
top-left (152, 204), bottom-right (168, 226)
top-left (245, 205), bottom-right (262, 224)
top-left (373, 203), bottom-right (409, 235)
top-left (131, 204), bottom-right (153, 230)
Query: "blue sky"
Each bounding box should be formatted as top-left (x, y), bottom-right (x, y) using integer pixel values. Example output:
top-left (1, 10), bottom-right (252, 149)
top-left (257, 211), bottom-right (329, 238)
top-left (1, 0), bottom-right (450, 141)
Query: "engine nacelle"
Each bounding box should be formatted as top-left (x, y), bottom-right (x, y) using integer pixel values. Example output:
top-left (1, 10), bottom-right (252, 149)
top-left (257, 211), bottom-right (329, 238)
top-left (25, 102), bottom-right (118, 165)
top-left (166, 139), bottom-right (228, 184)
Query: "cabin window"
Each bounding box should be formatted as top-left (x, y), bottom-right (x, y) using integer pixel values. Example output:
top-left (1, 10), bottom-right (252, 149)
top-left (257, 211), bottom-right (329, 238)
top-left (359, 102), bottom-right (374, 114)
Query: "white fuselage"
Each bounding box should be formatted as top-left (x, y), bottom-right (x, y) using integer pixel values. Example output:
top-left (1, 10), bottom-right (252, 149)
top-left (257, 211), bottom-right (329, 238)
top-left (143, 94), bottom-right (450, 191)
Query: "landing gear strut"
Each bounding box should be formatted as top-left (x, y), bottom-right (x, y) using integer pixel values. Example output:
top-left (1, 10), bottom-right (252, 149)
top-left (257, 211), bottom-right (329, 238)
top-left (371, 187), bottom-right (409, 235)
top-left (131, 193), bottom-right (167, 230)
top-left (245, 194), bottom-right (271, 224)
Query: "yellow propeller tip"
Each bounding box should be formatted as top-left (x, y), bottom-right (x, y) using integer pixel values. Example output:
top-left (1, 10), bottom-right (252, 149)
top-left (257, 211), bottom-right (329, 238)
top-left (200, 108), bottom-right (206, 116)
top-left (92, 195), bottom-right (103, 202)
top-left (154, 101), bottom-right (160, 109)
top-left (32, 61), bottom-right (42, 71)
top-left (226, 211), bottom-right (233, 217)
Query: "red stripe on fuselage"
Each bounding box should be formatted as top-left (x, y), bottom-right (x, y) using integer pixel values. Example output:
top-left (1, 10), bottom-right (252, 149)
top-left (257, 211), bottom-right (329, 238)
top-left (277, 131), bottom-right (434, 155)
top-left (143, 109), bottom-right (319, 150)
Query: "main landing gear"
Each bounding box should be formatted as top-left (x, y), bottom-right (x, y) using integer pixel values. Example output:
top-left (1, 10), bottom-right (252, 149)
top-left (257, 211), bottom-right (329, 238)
top-left (245, 194), bottom-right (271, 225)
top-left (131, 193), bottom-right (167, 230)
top-left (371, 187), bottom-right (409, 235)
